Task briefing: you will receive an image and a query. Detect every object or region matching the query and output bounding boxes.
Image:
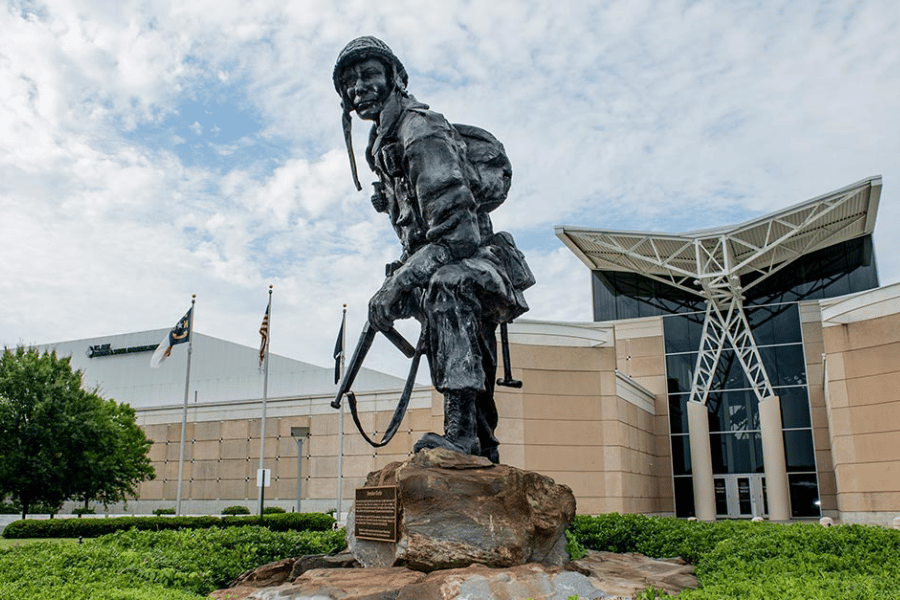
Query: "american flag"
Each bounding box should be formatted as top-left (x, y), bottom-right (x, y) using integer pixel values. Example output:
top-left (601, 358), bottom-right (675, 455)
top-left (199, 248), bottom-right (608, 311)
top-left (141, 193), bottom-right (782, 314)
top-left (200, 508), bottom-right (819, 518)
top-left (258, 301), bottom-right (270, 367)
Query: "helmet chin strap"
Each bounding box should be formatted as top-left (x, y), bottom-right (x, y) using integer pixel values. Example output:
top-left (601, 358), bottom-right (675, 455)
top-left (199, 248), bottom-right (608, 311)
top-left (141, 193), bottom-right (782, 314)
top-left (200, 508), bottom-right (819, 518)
top-left (342, 105), bottom-right (362, 191)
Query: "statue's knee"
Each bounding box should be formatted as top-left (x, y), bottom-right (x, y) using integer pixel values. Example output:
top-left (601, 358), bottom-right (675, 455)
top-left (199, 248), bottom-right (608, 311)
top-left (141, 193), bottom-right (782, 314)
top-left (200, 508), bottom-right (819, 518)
top-left (427, 265), bottom-right (474, 306)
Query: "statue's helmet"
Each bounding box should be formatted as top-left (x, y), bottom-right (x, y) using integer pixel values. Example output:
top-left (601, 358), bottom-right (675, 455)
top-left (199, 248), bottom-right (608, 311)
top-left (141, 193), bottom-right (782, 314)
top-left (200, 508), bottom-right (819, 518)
top-left (332, 36), bottom-right (408, 96)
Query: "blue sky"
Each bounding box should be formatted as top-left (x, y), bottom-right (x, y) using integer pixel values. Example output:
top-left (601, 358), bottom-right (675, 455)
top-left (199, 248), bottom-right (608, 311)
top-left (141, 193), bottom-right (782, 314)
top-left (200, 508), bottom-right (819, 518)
top-left (2, 0), bottom-right (899, 380)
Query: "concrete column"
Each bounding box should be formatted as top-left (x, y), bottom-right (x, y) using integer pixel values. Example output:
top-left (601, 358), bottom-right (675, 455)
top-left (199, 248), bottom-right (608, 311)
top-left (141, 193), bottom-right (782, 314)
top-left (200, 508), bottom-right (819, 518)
top-left (759, 395), bottom-right (791, 521)
top-left (687, 401), bottom-right (716, 521)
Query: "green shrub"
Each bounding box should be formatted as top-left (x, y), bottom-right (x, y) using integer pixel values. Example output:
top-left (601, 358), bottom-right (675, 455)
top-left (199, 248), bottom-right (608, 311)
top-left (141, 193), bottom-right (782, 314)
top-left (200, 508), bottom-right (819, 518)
top-left (153, 507), bottom-right (176, 516)
top-left (262, 506), bottom-right (286, 514)
top-left (2, 512), bottom-right (335, 539)
top-left (568, 513), bottom-right (746, 564)
top-left (569, 514), bottom-right (900, 600)
top-left (565, 529), bottom-right (586, 560)
top-left (221, 505), bottom-right (251, 515)
top-left (0, 526), bottom-right (347, 599)
top-left (682, 522), bottom-right (900, 599)
top-left (72, 507), bottom-right (96, 517)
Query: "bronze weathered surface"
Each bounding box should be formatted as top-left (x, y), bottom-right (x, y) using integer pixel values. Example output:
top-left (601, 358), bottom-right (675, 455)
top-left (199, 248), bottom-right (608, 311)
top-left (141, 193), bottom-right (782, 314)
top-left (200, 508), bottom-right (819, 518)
top-left (333, 36), bottom-right (534, 463)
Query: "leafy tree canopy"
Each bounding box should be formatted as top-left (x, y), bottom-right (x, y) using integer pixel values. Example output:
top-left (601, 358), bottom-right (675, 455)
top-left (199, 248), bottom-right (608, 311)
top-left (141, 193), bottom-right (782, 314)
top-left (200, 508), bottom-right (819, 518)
top-left (0, 346), bottom-right (155, 518)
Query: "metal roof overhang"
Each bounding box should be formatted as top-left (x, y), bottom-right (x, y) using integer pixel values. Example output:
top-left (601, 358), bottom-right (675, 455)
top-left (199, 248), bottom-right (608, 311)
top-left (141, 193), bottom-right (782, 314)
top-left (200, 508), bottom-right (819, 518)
top-left (555, 176), bottom-right (882, 296)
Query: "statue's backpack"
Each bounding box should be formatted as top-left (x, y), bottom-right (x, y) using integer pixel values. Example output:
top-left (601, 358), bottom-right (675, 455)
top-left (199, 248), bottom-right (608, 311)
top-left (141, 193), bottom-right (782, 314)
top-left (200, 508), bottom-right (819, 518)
top-left (453, 123), bottom-right (512, 214)
top-left (454, 123), bottom-right (534, 294)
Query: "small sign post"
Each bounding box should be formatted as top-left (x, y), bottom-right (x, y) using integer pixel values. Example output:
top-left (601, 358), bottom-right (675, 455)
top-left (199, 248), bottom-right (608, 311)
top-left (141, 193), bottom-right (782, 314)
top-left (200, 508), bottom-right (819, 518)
top-left (257, 468), bottom-right (271, 519)
top-left (354, 486), bottom-right (399, 542)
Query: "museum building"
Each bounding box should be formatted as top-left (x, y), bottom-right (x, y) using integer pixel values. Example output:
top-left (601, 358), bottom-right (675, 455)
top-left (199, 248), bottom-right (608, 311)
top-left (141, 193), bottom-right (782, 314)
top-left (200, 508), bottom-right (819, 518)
top-left (47, 176), bottom-right (898, 525)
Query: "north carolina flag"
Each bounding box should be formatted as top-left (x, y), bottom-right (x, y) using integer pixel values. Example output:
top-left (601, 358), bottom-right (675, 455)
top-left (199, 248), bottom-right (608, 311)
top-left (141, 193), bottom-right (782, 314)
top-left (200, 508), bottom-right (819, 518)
top-left (150, 307), bottom-right (192, 368)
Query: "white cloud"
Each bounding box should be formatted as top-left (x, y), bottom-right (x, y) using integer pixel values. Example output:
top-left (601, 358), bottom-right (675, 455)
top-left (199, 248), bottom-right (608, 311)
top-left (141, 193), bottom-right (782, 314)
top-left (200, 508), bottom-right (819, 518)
top-left (1, 0), bottom-right (899, 385)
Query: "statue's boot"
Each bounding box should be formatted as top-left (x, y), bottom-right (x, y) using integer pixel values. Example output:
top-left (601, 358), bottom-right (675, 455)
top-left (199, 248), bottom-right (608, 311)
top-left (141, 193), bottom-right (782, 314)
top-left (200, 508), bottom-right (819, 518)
top-left (480, 446), bottom-right (500, 464)
top-left (414, 389), bottom-right (480, 456)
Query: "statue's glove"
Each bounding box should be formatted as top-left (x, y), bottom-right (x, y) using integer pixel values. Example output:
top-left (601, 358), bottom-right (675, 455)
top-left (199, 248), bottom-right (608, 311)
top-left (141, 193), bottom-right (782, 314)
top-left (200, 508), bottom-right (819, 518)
top-left (368, 277), bottom-right (403, 332)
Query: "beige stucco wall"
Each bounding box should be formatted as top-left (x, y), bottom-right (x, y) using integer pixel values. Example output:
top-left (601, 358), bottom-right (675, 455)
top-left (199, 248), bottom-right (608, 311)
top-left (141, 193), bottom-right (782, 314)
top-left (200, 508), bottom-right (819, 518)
top-left (117, 319), bottom-right (673, 517)
top-left (493, 318), bottom-right (670, 516)
top-left (131, 392), bottom-right (436, 515)
top-left (798, 302), bottom-right (837, 514)
top-left (496, 342), bottom-right (615, 515)
top-left (822, 306), bottom-right (900, 524)
top-left (613, 318), bottom-right (673, 515)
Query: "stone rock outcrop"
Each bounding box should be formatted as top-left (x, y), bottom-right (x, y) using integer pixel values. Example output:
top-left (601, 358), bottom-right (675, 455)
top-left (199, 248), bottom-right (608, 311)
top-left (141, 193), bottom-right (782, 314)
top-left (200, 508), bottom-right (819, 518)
top-left (572, 551), bottom-right (698, 597)
top-left (348, 448), bottom-right (577, 572)
top-left (209, 552), bottom-right (698, 599)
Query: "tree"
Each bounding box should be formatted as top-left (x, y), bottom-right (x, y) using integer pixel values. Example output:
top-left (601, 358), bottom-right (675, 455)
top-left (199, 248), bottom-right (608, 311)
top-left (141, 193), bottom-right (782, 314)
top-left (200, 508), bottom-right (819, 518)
top-left (69, 400), bottom-right (156, 510)
top-left (0, 346), bottom-right (155, 518)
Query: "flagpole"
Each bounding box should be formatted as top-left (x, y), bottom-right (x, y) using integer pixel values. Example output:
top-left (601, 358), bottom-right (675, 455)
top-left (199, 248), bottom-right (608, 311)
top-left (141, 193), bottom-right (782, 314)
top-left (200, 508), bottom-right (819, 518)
top-left (336, 304), bottom-right (346, 522)
top-left (175, 294), bottom-right (196, 517)
top-left (258, 285), bottom-right (273, 518)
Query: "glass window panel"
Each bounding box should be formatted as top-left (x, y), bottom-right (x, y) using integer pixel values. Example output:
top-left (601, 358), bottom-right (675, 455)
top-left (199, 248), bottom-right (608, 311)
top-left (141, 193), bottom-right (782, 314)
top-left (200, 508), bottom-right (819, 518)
top-left (706, 392), bottom-right (728, 433)
top-left (674, 477), bottom-right (696, 518)
top-left (666, 353), bottom-right (697, 394)
top-left (789, 473), bottom-right (822, 517)
top-left (635, 277), bottom-right (656, 318)
top-left (711, 432), bottom-right (762, 474)
top-left (664, 315), bottom-right (691, 354)
top-left (783, 429), bottom-right (816, 472)
top-left (737, 477), bottom-right (753, 515)
top-left (753, 432), bottom-right (765, 473)
top-left (710, 433), bottom-right (729, 474)
top-left (594, 271), bottom-right (707, 320)
top-left (760, 344), bottom-right (807, 387)
top-left (743, 238), bottom-right (878, 305)
top-left (847, 263), bottom-right (876, 294)
top-left (616, 293), bottom-right (640, 322)
top-left (714, 478), bottom-right (728, 516)
top-left (669, 394), bottom-right (689, 434)
top-left (765, 304), bottom-right (801, 345)
top-left (671, 435), bottom-right (691, 475)
top-left (776, 387), bottom-right (812, 429)
top-left (713, 350), bottom-right (749, 390)
top-left (664, 314), bottom-right (704, 354)
top-left (820, 268), bottom-right (851, 298)
top-left (592, 272), bottom-right (617, 321)
top-left (746, 305), bottom-right (777, 347)
top-left (778, 345), bottom-right (807, 386)
top-left (725, 389), bottom-right (759, 432)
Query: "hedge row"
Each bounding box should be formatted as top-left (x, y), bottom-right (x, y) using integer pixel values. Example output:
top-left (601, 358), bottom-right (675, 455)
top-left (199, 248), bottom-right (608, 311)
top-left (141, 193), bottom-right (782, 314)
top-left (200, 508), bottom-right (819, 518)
top-left (569, 513), bottom-right (900, 600)
top-left (1, 512), bottom-right (335, 539)
top-left (0, 526), bottom-right (348, 599)
top-left (568, 512), bottom-right (747, 564)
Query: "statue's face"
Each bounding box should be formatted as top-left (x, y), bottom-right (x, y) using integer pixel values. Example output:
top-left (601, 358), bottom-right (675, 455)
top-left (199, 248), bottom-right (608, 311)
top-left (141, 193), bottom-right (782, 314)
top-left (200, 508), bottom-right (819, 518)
top-left (341, 58), bottom-right (391, 121)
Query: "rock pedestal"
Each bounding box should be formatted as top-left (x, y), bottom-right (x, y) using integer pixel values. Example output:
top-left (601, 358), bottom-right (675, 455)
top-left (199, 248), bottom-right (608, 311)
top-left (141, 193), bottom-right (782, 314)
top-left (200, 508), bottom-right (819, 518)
top-left (347, 448), bottom-right (576, 572)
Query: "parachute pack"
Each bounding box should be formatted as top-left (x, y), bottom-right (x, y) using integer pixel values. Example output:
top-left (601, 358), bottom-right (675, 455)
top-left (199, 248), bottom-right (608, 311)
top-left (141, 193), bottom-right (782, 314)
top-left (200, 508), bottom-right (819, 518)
top-left (453, 123), bottom-right (512, 213)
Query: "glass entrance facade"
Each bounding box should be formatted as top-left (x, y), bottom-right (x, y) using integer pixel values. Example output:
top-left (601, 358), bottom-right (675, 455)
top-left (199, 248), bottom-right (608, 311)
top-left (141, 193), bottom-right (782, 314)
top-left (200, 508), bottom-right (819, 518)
top-left (592, 236), bottom-right (878, 518)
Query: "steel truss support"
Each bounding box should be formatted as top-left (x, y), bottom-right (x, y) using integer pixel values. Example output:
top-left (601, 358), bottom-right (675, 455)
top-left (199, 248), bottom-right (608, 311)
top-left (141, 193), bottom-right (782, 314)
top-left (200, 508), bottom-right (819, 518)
top-left (688, 237), bottom-right (774, 406)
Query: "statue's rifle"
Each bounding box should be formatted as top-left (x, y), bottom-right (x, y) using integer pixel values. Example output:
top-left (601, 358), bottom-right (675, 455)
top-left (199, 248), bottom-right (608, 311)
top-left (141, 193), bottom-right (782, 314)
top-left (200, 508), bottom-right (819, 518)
top-left (332, 321), bottom-right (426, 448)
top-left (496, 321), bottom-right (522, 388)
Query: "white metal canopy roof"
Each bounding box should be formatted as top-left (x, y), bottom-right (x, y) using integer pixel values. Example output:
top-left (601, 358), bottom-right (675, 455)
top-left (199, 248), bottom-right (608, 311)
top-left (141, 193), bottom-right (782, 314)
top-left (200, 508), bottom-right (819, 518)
top-left (556, 176), bottom-right (882, 297)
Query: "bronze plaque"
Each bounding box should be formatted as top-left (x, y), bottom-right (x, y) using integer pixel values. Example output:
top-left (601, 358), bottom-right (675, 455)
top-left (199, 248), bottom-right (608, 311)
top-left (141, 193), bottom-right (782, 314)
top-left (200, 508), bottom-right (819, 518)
top-left (354, 485), bottom-right (399, 542)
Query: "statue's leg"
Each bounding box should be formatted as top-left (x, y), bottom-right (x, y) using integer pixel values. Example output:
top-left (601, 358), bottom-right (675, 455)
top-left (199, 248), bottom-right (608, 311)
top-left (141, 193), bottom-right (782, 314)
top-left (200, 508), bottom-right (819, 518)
top-left (476, 321), bottom-right (500, 464)
top-left (413, 265), bottom-right (484, 456)
top-left (414, 388), bottom-right (480, 455)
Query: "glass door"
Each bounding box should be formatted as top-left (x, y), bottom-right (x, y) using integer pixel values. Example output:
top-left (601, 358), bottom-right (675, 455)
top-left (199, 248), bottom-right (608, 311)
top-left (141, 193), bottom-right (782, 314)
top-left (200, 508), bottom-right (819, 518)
top-left (714, 474), bottom-right (767, 518)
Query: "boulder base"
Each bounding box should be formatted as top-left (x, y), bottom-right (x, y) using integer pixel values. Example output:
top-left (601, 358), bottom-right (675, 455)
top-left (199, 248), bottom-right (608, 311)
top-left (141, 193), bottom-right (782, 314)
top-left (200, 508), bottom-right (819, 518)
top-left (210, 552), bottom-right (698, 600)
top-left (347, 448), bottom-right (577, 572)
